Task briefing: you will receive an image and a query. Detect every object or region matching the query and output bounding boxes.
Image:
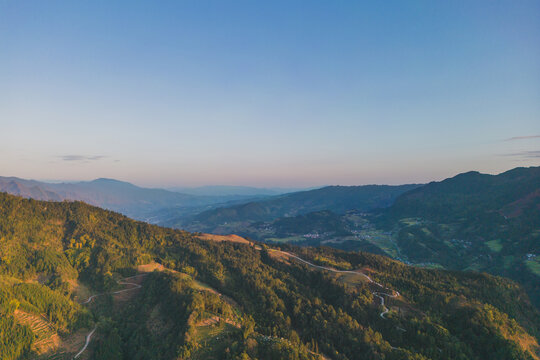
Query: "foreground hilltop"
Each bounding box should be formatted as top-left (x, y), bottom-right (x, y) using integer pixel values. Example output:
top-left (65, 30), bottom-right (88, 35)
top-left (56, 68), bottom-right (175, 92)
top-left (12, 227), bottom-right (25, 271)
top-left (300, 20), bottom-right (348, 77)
top-left (0, 192), bottom-right (539, 359)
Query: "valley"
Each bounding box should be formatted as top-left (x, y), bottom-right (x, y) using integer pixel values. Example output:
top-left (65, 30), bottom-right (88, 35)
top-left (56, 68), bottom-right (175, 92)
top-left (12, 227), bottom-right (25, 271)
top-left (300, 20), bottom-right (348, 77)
top-left (166, 167), bottom-right (540, 308)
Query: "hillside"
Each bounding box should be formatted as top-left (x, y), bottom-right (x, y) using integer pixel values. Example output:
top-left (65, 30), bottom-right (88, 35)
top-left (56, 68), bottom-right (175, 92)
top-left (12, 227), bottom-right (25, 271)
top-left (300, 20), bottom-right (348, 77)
top-left (169, 184), bottom-right (421, 232)
top-left (374, 166), bottom-right (540, 306)
top-left (387, 167), bottom-right (540, 221)
top-left (0, 192), bottom-right (539, 359)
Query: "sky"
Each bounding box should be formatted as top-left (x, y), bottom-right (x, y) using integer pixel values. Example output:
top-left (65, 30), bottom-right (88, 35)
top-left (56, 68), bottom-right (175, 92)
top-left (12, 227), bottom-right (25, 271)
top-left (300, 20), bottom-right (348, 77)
top-left (1, 0), bottom-right (539, 188)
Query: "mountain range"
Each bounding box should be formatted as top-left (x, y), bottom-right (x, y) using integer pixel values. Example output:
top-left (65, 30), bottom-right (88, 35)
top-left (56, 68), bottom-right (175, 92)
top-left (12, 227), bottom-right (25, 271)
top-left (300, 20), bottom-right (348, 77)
top-left (0, 177), bottom-right (269, 221)
top-left (167, 184), bottom-right (421, 232)
top-left (167, 185), bottom-right (308, 197)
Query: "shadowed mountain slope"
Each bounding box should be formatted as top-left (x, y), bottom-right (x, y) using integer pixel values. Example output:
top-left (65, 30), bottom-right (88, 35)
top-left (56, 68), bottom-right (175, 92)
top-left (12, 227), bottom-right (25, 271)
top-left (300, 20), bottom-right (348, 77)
top-left (169, 184), bottom-right (421, 231)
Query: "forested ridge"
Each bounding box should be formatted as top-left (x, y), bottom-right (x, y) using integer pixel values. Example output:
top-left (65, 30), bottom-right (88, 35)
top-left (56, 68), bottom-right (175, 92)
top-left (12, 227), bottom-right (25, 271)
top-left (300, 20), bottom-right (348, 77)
top-left (167, 184), bottom-right (420, 231)
top-left (376, 166), bottom-right (540, 307)
top-left (0, 192), bottom-right (539, 359)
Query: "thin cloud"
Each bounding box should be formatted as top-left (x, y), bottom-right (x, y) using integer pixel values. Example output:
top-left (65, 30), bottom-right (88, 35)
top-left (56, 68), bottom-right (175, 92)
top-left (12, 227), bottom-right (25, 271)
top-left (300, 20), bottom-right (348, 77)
top-left (59, 155), bottom-right (107, 162)
top-left (500, 150), bottom-right (540, 159)
top-left (504, 135), bottom-right (540, 141)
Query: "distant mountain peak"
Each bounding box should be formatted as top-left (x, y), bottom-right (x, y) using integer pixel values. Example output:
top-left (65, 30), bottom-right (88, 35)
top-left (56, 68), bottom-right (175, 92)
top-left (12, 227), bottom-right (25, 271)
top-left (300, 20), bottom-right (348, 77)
top-left (91, 178), bottom-right (130, 184)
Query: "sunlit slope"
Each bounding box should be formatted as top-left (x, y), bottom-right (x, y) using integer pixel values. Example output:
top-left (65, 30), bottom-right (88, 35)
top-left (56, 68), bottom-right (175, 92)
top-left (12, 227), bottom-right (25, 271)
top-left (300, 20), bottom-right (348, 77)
top-left (0, 192), bottom-right (538, 359)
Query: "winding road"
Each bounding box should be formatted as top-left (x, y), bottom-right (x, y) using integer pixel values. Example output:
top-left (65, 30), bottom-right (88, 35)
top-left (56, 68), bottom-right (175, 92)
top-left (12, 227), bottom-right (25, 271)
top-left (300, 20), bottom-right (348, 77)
top-left (80, 274), bottom-right (146, 304)
top-left (373, 292), bottom-right (399, 319)
top-left (72, 248), bottom-right (401, 358)
top-left (73, 274), bottom-right (147, 359)
top-left (73, 327), bottom-right (96, 359)
top-left (268, 249), bottom-right (400, 319)
top-left (268, 248), bottom-right (405, 351)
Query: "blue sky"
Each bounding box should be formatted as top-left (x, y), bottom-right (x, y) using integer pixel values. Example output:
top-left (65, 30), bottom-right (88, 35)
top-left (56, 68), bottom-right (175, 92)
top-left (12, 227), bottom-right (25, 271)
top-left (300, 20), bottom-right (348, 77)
top-left (1, 0), bottom-right (539, 187)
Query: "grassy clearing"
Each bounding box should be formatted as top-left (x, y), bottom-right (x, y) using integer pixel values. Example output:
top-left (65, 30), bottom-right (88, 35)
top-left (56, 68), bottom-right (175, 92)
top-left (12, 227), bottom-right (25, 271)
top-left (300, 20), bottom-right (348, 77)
top-left (399, 218), bottom-right (421, 226)
top-left (357, 230), bottom-right (398, 257)
top-left (335, 272), bottom-right (370, 286)
top-left (486, 239), bottom-right (503, 253)
top-left (525, 258), bottom-right (540, 276)
top-left (191, 323), bottom-right (239, 360)
top-left (193, 279), bottom-right (218, 292)
top-left (198, 233), bottom-right (251, 245)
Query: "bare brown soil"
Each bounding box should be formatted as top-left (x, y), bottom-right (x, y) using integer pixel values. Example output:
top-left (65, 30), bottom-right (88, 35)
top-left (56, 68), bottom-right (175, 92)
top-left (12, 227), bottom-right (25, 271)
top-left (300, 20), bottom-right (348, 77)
top-left (14, 310), bottom-right (61, 355)
top-left (195, 315), bottom-right (240, 328)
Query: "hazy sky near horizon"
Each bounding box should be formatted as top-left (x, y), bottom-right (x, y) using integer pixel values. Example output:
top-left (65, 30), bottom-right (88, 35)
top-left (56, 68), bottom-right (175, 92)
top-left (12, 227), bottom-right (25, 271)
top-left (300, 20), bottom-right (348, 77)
top-left (1, 1), bottom-right (539, 187)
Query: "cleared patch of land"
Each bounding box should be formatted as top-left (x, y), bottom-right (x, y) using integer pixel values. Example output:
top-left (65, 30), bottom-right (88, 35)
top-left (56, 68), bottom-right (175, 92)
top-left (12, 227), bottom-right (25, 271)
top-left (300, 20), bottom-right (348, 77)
top-left (355, 229), bottom-right (398, 257)
top-left (525, 258), bottom-right (540, 276)
top-left (399, 218), bottom-right (422, 226)
top-left (334, 272), bottom-right (371, 286)
top-left (137, 261), bottom-right (168, 273)
top-left (198, 233), bottom-right (251, 245)
top-left (14, 310), bottom-right (60, 355)
top-left (486, 239), bottom-right (503, 252)
top-left (190, 323), bottom-right (239, 360)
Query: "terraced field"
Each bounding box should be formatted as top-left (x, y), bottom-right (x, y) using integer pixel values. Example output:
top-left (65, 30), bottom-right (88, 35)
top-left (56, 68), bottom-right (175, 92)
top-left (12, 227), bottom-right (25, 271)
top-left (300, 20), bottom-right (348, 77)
top-left (13, 310), bottom-right (60, 355)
